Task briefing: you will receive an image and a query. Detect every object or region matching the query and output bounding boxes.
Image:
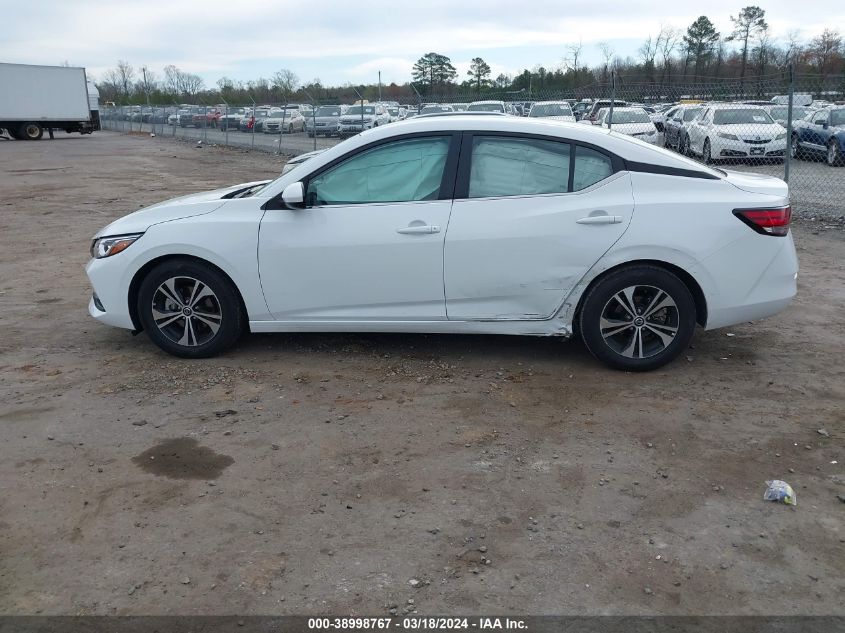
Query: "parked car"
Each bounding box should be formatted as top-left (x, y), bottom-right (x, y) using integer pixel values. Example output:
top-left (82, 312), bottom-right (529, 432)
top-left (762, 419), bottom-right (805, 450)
top-left (763, 105), bottom-right (812, 127)
top-left (584, 100), bottom-right (628, 123)
top-left (419, 105), bottom-right (454, 116)
top-left (263, 108), bottom-right (305, 134)
top-left (305, 105), bottom-right (342, 137)
top-left (218, 108), bottom-right (246, 132)
top-left (239, 109), bottom-right (271, 132)
top-left (450, 103), bottom-right (468, 112)
top-left (790, 107), bottom-right (845, 166)
top-left (192, 108), bottom-right (222, 128)
top-left (663, 105), bottom-right (703, 153)
top-left (572, 101), bottom-right (591, 121)
top-left (467, 100), bottom-right (507, 113)
top-left (685, 104), bottom-right (786, 163)
top-left (177, 109), bottom-right (197, 127)
top-left (337, 104), bottom-right (390, 137)
top-left (527, 101), bottom-right (575, 122)
top-left (594, 107), bottom-right (660, 144)
top-left (86, 115), bottom-right (797, 372)
top-left (772, 94), bottom-right (812, 107)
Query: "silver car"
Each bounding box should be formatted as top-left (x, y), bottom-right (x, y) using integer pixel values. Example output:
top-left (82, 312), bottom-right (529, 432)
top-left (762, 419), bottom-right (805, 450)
top-left (305, 105), bottom-right (342, 137)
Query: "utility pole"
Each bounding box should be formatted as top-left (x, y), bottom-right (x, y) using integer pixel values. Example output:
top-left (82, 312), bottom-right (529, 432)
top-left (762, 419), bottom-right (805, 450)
top-left (378, 71), bottom-right (382, 102)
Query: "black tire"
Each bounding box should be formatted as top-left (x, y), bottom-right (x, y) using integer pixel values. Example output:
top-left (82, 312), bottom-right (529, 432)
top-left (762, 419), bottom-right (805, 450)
top-left (137, 259), bottom-right (244, 358)
top-left (790, 134), bottom-right (804, 160)
top-left (579, 265), bottom-right (697, 372)
top-left (19, 122), bottom-right (43, 140)
top-left (287, 124), bottom-right (293, 134)
top-left (827, 140), bottom-right (843, 167)
top-left (678, 134), bottom-right (689, 156)
top-left (702, 138), bottom-right (713, 164)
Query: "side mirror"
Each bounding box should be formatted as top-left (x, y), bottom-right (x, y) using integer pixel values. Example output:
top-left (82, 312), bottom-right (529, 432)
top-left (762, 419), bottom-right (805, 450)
top-left (281, 182), bottom-right (305, 209)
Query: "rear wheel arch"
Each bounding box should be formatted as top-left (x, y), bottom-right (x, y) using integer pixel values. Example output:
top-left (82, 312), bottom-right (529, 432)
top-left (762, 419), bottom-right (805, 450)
top-left (128, 255), bottom-right (248, 333)
top-left (573, 259), bottom-right (708, 329)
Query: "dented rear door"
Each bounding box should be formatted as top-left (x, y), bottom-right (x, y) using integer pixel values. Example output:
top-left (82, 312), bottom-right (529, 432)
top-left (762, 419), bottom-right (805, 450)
top-left (443, 134), bottom-right (634, 320)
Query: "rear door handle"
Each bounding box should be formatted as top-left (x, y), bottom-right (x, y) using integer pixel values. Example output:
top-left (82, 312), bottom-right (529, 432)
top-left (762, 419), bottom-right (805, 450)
top-left (576, 215), bottom-right (623, 225)
top-left (397, 225), bottom-right (440, 234)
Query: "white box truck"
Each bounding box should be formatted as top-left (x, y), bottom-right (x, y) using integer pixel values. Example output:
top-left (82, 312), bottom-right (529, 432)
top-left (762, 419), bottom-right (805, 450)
top-left (0, 62), bottom-right (98, 140)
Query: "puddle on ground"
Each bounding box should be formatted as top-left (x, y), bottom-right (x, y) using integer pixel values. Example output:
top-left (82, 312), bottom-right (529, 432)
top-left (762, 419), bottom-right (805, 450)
top-left (132, 437), bottom-right (233, 480)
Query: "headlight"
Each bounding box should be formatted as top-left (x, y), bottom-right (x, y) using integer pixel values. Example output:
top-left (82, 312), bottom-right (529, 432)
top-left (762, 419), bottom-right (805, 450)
top-left (775, 132), bottom-right (786, 141)
top-left (718, 132), bottom-right (739, 141)
top-left (90, 234), bottom-right (142, 259)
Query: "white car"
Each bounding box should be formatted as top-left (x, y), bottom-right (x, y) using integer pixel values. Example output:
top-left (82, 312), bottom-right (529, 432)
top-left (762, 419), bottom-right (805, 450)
top-left (685, 105), bottom-right (787, 163)
top-left (595, 107), bottom-right (660, 145)
top-left (467, 100), bottom-right (507, 114)
top-left (86, 116), bottom-right (797, 371)
top-left (263, 109), bottom-right (305, 134)
top-left (338, 104), bottom-right (390, 136)
top-left (528, 101), bottom-right (576, 122)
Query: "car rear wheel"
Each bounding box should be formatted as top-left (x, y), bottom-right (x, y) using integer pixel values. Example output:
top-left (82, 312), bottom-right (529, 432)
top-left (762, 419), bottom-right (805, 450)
top-left (579, 265), bottom-right (697, 372)
top-left (19, 122), bottom-right (43, 140)
top-left (137, 259), bottom-right (244, 358)
top-left (827, 141), bottom-right (843, 166)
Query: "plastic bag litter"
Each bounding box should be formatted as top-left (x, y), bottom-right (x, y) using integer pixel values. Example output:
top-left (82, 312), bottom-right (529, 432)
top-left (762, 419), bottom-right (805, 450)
top-left (763, 480), bottom-right (796, 506)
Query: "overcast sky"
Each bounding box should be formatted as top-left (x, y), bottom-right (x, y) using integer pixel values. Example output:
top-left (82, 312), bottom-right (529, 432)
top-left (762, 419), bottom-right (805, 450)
top-left (0, 0), bottom-right (840, 87)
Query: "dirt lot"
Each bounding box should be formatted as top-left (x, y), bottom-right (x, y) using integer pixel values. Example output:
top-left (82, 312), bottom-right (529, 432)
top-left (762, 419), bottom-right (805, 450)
top-left (1, 133), bottom-right (843, 616)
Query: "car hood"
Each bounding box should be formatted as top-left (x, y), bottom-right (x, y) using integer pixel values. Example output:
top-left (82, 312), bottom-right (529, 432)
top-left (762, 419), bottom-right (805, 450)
top-left (722, 169), bottom-right (788, 199)
top-left (93, 181), bottom-right (270, 237)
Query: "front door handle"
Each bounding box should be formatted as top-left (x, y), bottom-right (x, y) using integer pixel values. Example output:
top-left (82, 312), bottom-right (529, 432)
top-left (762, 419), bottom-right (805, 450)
top-left (576, 215), bottom-right (623, 225)
top-left (397, 225), bottom-right (440, 234)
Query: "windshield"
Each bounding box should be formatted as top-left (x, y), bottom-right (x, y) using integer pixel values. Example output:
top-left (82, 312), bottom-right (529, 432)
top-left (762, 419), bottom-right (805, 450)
top-left (713, 109), bottom-right (774, 125)
top-left (346, 106), bottom-right (375, 115)
top-left (315, 106), bottom-right (341, 117)
top-left (608, 110), bottom-right (651, 124)
top-left (468, 103), bottom-right (504, 112)
top-left (682, 108), bottom-right (702, 121)
top-left (529, 103), bottom-right (574, 117)
top-left (831, 110), bottom-right (845, 126)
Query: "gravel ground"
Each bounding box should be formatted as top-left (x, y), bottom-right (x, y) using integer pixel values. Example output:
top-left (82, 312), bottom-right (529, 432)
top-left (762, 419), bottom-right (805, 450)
top-left (0, 133), bottom-right (843, 616)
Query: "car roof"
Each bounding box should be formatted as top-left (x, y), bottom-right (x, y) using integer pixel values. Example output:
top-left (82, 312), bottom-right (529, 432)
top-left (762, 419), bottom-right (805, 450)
top-left (469, 100), bottom-right (505, 105)
top-left (532, 100), bottom-right (572, 106)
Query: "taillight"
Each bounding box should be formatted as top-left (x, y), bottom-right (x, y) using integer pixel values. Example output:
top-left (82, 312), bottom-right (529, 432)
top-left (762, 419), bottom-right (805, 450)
top-left (733, 206), bottom-right (792, 236)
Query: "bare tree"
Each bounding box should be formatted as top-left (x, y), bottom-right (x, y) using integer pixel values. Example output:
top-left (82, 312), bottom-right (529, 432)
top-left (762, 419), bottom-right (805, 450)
top-left (272, 69), bottom-right (299, 95)
top-left (657, 25), bottom-right (679, 83)
top-left (639, 35), bottom-right (659, 82)
top-left (115, 60), bottom-right (135, 97)
top-left (597, 41), bottom-right (615, 82)
top-left (564, 40), bottom-right (583, 75)
top-left (806, 28), bottom-right (842, 78)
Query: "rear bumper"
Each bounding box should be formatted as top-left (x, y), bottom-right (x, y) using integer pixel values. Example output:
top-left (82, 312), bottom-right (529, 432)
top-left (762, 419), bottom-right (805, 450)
top-left (702, 231), bottom-right (798, 330)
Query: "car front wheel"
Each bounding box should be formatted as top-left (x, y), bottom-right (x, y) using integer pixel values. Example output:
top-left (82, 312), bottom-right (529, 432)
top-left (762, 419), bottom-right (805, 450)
top-left (579, 265), bottom-right (697, 371)
top-left (827, 141), bottom-right (843, 166)
top-left (137, 259), bottom-right (244, 358)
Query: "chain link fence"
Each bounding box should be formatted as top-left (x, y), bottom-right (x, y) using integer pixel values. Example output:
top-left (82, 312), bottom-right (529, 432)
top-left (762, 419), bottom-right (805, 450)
top-left (99, 72), bottom-right (844, 219)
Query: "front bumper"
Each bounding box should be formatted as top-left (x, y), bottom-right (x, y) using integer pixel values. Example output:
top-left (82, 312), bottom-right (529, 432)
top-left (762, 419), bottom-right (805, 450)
top-left (715, 137), bottom-right (787, 158)
top-left (86, 257), bottom-right (135, 330)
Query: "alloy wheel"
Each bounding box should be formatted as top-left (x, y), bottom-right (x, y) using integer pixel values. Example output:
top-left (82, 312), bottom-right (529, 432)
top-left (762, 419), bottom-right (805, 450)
top-left (151, 276), bottom-right (222, 347)
top-left (599, 285), bottom-right (679, 359)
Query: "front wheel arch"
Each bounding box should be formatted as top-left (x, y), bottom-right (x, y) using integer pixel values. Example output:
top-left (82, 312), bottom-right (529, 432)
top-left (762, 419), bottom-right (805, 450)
top-left (573, 259), bottom-right (708, 330)
top-left (128, 255), bottom-right (249, 333)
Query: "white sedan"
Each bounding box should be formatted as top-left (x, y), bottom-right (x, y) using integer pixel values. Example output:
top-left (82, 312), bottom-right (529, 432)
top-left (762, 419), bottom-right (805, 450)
top-left (528, 101), bottom-right (576, 122)
top-left (86, 116), bottom-right (798, 371)
top-left (686, 105), bottom-right (787, 163)
top-left (594, 107), bottom-right (660, 145)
